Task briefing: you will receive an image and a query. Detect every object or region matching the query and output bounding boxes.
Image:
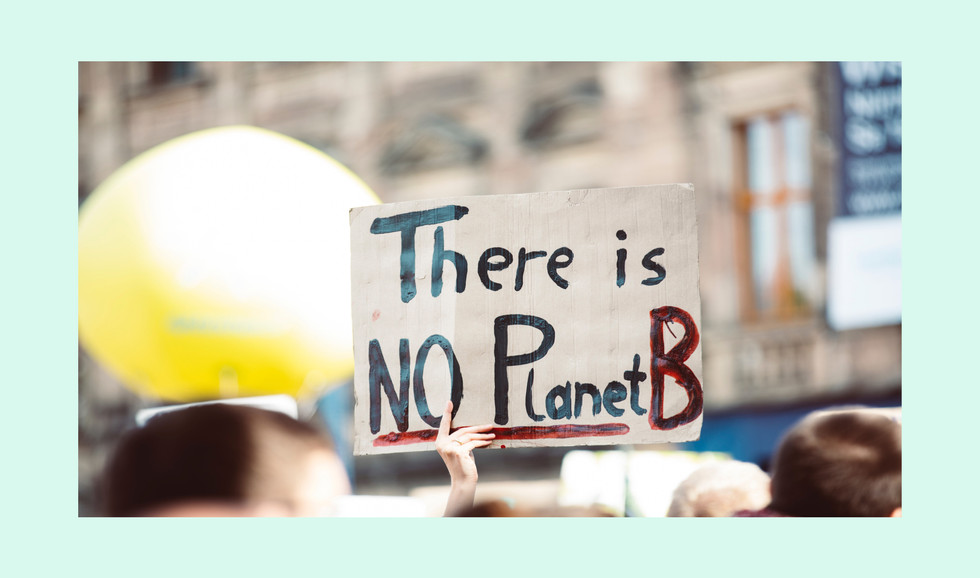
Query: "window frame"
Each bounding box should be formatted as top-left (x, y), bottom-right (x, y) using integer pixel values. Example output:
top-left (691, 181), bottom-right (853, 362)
top-left (731, 107), bottom-right (816, 323)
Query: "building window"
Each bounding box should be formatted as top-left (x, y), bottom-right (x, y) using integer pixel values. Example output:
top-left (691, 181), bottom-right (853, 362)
top-left (520, 79), bottom-right (603, 150)
top-left (733, 110), bottom-right (817, 321)
top-left (379, 114), bottom-right (488, 175)
top-left (147, 61), bottom-right (195, 87)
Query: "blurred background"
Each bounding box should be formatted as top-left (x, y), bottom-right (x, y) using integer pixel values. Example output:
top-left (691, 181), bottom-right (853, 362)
top-left (77, 61), bottom-right (901, 516)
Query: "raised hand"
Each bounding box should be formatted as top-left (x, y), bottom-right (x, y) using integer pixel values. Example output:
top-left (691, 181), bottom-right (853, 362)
top-left (434, 400), bottom-right (495, 516)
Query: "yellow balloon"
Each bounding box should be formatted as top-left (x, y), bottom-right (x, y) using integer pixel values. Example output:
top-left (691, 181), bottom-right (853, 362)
top-left (78, 126), bottom-right (379, 402)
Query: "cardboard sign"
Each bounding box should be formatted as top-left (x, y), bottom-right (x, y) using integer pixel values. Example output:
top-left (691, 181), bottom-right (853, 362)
top-left (349, 184), bottom-right (703, 454)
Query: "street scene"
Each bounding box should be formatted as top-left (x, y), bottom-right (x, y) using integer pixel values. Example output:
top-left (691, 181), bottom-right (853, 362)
top-left (78, 61), bottom-right (901, 518)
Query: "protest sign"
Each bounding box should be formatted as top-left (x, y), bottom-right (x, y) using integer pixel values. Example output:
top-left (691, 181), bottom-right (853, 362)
top-left (349, 184), bottom-right (703, 454)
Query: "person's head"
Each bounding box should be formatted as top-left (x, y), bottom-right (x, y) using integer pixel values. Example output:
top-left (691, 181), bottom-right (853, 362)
top-left (768, 410), bottom-right (901, 517)
top-left (103, 403), bottom-right (350, 516)
top-left (667, 460), bottom-right (771, 517)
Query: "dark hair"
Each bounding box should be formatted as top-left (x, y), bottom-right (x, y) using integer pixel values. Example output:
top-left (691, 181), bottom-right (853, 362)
top-left (769, 411), bottom-right (901, 517)
top-left (103, 403), bottom-right (335, 516)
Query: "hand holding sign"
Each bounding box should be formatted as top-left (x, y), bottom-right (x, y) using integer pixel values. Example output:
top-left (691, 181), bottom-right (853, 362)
top-left (436, 401), bottom-right (495, 516)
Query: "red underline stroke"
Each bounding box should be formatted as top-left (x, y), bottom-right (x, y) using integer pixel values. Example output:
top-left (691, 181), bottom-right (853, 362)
top-left (373, 423), bottom-right (631, 447)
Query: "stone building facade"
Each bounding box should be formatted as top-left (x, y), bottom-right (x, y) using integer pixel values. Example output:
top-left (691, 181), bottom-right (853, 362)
top-left (77, 61), bottom-right (901, 514)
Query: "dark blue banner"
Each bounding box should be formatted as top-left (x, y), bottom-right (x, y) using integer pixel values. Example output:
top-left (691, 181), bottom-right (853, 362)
top-left (836, 62), bottom-right (902, 217)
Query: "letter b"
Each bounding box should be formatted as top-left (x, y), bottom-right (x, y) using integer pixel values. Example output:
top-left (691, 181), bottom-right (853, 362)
top-left (648, 306), bottom-right (703, 430)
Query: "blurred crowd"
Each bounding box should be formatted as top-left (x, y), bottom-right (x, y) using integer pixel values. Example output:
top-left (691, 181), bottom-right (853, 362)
top-left (100, 401), bottom-right (900, 518)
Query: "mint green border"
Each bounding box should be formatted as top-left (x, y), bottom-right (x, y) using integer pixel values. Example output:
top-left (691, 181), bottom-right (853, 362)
top-left (1, 0), bottom-right (963, 575)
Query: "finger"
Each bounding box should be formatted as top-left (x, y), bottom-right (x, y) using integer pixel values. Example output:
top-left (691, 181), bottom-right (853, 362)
top-left (455, 432), bottom-right (496, 444)
top-left (452, 424), bottom-right (496, 435)
top-left (438, 400), bottom-right (454, 439)
top-left (460, 439), bottom-right (494, 452)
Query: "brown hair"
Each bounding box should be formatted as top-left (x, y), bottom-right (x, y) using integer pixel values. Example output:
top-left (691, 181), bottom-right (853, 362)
top-left (769, 410), bottom-right (901, 517)
top-left (103, 403), bottom-right (337, 516)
